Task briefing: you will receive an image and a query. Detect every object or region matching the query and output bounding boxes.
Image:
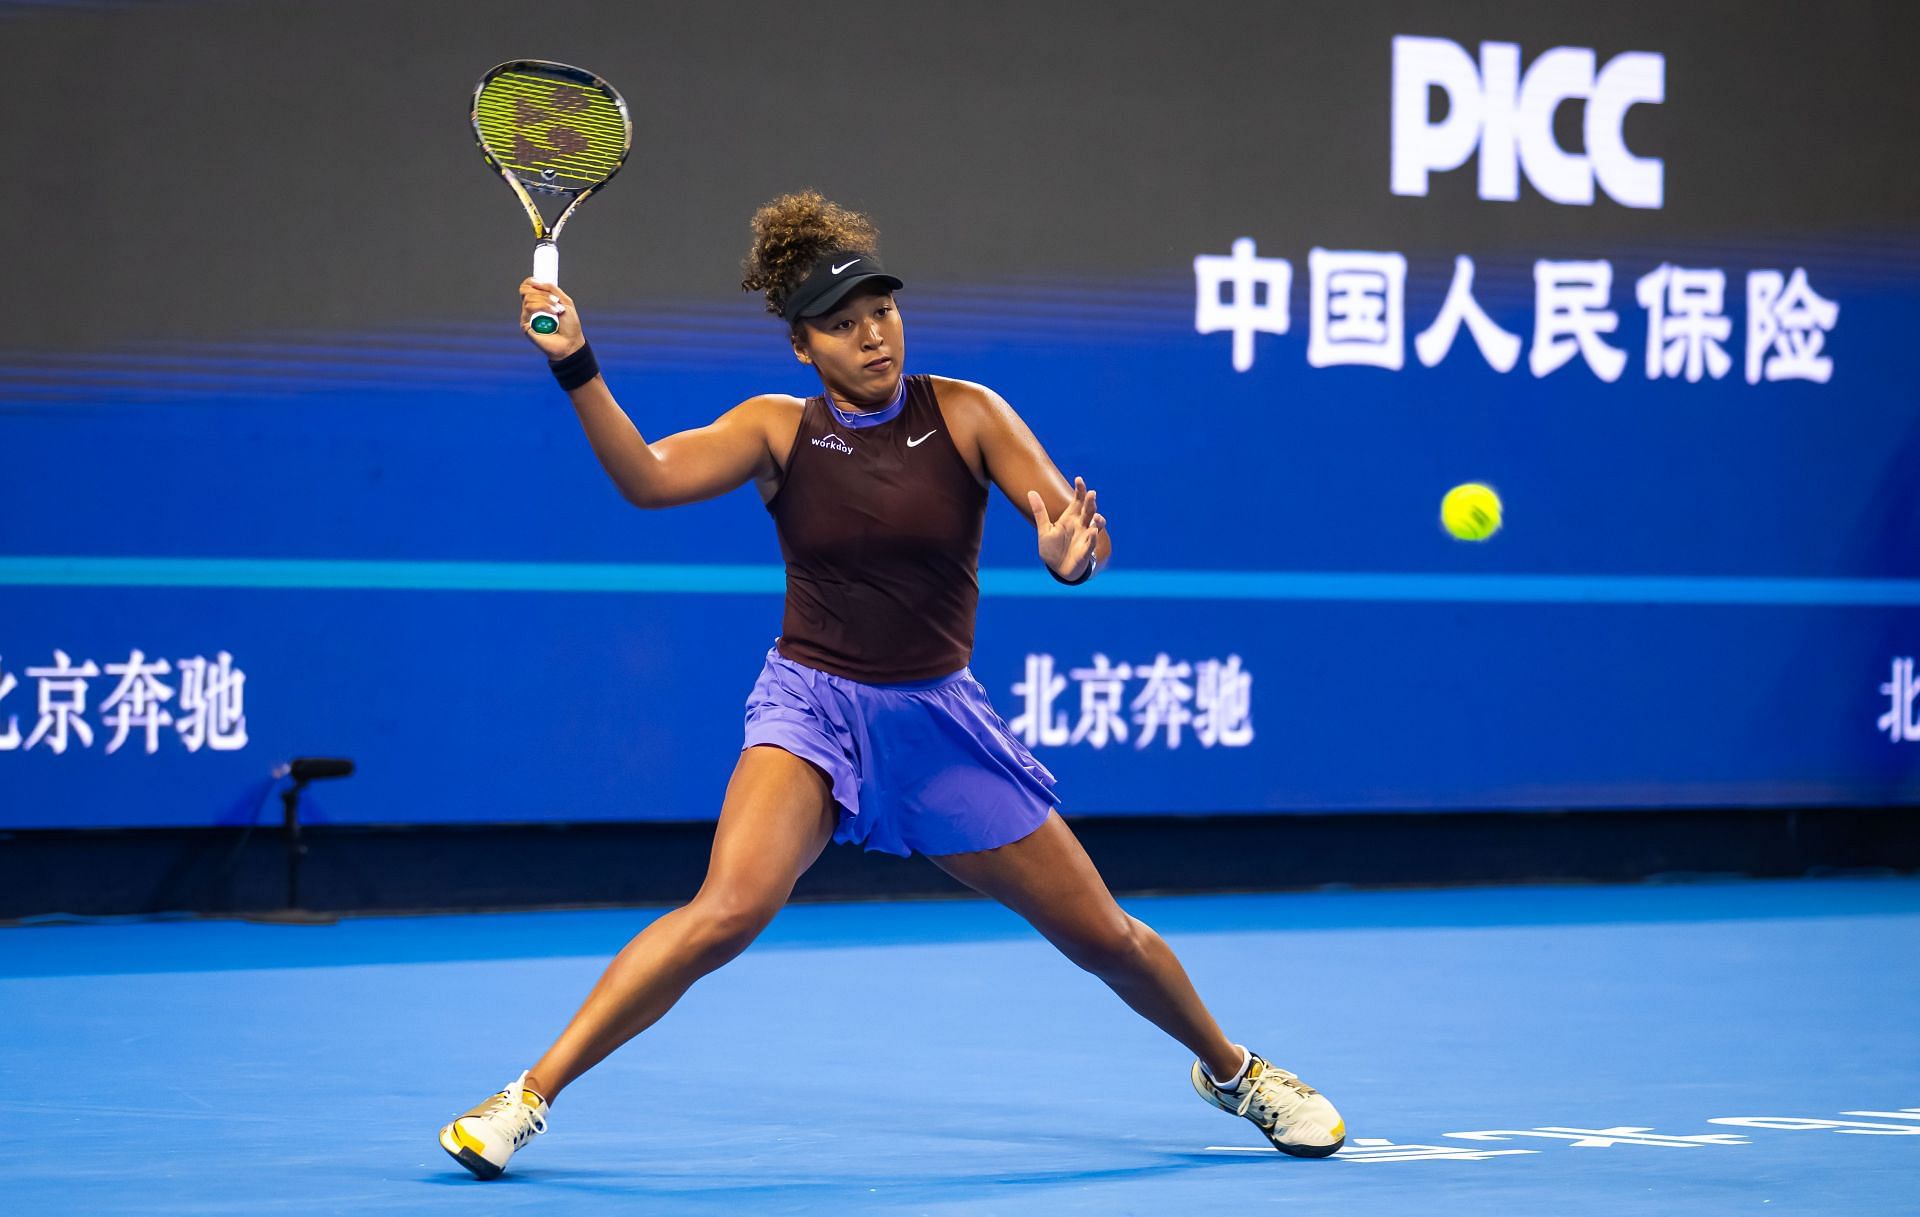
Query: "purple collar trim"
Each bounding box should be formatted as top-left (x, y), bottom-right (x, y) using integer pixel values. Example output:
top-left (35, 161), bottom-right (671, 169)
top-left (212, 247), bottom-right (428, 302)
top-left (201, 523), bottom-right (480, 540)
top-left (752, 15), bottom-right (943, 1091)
top-left (825, 377), bottom-right (907, 429)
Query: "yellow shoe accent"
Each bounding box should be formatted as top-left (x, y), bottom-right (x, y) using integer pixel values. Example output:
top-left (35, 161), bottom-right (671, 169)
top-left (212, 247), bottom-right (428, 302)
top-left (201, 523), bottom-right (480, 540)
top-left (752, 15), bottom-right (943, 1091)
top-left (452, 1123), bottom-right (488, 1155)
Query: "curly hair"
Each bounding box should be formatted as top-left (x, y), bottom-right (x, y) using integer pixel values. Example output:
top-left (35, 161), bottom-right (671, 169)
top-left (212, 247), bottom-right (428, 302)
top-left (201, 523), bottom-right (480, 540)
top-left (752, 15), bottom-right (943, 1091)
top-left (740, 191), bottom-right (880, 320)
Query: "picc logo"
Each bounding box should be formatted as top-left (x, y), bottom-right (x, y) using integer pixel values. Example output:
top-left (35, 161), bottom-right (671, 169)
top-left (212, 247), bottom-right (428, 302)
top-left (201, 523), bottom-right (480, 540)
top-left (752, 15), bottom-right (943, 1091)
top-left (1391, 35), bottom-right (1665, 209)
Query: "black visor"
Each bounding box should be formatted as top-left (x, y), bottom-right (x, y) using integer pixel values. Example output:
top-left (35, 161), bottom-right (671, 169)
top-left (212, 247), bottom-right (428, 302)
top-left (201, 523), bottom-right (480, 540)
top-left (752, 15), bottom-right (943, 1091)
top-left (780, 250), bottom-right (904, 325)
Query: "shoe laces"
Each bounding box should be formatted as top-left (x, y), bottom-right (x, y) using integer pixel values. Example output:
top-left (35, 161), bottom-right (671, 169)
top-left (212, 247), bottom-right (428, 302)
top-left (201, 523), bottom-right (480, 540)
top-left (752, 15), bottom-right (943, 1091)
top-left (476, 1070), bottom-right (548, 1141)
top-left (1229, 1059), bottom-right (1319, 1124)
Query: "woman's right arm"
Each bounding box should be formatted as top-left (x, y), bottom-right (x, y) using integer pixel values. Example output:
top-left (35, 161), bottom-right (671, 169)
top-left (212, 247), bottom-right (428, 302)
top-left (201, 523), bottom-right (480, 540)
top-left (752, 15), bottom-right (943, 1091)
top-left (520, 278), bottom-right (786, 509)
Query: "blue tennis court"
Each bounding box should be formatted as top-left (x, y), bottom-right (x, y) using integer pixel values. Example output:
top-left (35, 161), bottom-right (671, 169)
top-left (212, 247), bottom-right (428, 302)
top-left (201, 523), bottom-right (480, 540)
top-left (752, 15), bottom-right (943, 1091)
top-left (10, 876), bottom-right (1916, 1216)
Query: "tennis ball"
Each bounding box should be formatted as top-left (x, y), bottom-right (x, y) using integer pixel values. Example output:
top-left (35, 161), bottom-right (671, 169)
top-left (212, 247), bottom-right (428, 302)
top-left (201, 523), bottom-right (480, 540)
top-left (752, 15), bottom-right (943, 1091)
top-left (1441, 482), bottom-right (1503, 541)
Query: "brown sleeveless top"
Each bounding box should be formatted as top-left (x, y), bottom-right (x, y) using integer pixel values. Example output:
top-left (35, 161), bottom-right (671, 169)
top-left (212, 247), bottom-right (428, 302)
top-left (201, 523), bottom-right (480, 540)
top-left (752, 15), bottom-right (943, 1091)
top-left (767, 374), bottom-right (987, 683)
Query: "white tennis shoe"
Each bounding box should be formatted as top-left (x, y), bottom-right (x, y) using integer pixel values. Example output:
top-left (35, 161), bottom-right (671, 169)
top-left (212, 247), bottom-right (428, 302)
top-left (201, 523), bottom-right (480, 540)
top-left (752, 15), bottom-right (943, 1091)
top-left (1192, 1051), bottom-right (1346, 1157)
top-left (438, 1069), bottom-right (550, 1179)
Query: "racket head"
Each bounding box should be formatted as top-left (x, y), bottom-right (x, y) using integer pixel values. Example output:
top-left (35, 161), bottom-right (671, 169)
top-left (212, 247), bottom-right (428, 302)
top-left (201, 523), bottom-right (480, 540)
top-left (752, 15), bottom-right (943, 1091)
top-left (471, 60), bottom-right (632, 239)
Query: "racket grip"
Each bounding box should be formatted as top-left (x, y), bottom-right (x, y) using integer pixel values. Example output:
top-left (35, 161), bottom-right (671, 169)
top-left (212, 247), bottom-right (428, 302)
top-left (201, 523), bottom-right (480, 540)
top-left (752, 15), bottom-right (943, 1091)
top-left (531, 240), bottom-right (561, 335)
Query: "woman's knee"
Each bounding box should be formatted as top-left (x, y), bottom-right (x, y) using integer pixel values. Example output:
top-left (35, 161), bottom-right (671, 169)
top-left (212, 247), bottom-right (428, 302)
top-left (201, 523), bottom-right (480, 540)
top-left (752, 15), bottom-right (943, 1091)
top-left (680, 890), bottom-right (781, 964)
top-left (1059, 913), bottom-right (1152, 978)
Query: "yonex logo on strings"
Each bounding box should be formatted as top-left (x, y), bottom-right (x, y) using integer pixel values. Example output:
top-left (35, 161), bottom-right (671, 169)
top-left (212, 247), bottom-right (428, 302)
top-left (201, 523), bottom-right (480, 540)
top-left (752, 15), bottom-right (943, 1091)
top-left (811, 433), bottom-right (855, 455)
top-left (1392, 35), bottom-right (1666, 209)
top-left (511, 91), bottom-right (591, 170)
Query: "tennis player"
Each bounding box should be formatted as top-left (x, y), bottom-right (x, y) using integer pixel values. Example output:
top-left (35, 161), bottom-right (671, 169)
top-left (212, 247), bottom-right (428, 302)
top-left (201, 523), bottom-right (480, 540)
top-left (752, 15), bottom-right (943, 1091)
top-left (437, 192), bottom-right (1344, 1178)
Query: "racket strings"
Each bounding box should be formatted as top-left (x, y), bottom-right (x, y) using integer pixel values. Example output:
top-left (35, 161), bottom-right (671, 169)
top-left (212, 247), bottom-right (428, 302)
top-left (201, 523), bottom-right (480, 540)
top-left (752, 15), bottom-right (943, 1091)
top-left (475, 72), bottom-right (626, 186)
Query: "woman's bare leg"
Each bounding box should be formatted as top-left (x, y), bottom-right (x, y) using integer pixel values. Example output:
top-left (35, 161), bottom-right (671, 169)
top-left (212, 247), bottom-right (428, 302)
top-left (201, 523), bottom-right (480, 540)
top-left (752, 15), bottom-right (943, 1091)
top-left (521, 745), bottom-right (836, 1101)
top-left (929, 811), bottom-right (1243, 1080)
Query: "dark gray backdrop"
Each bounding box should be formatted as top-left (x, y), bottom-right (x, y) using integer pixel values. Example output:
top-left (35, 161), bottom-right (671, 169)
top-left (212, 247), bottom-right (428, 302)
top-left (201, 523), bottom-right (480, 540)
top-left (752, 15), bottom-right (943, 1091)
top-left (5, 0), bottom-right (1916, 350)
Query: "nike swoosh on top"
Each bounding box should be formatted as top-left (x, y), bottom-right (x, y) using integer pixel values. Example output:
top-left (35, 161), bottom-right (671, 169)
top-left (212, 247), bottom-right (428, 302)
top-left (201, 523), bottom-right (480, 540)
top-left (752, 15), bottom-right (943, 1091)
top-left (831, 259), bottom-right (860, 274)
top-left (907, 430), bottom-right (938, 447)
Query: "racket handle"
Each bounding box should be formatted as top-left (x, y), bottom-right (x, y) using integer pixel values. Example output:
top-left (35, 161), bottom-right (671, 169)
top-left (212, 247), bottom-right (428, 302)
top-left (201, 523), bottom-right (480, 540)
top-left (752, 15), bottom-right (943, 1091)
top-left (531, 240), bottom-right (561, 335)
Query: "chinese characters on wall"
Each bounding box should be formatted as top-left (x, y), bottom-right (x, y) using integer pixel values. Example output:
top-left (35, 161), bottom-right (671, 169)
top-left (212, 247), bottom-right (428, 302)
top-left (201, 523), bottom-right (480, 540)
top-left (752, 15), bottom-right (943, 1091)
top-left (0, 650), bottom-right (248, 755)
top-left (1196, 241), bottom-right (1838, 383)
top-left (1008, 653), bottom-right (1252, 750)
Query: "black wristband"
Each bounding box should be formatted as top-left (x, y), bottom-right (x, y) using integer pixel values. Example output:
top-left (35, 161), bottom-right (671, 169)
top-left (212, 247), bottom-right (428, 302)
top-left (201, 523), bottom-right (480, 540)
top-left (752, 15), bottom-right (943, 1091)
top-left (549, 342), bottom-right (600, 391)
top-left (1048, 561), bottom-right (1094, 586)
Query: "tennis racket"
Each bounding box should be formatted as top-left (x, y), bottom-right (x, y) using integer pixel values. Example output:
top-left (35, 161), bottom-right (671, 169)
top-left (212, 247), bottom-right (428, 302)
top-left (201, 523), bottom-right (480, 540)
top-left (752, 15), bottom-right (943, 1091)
top-left (470, 60), bottom-right (632, 335)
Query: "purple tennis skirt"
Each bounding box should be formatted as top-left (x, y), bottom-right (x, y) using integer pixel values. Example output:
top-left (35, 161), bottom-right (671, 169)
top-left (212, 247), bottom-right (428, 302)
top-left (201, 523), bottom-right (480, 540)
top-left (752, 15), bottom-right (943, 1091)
top-left (741, 644), bottom-right (1060, 857)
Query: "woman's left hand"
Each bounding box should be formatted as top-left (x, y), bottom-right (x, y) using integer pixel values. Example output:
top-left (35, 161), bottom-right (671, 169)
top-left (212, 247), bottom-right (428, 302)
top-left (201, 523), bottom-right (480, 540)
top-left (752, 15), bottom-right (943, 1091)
top-left (1027, 477), bottom-right (1106, 582)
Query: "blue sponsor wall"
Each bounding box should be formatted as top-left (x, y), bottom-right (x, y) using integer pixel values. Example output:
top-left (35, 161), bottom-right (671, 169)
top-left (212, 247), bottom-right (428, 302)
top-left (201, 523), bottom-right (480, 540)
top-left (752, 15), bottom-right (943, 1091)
top-left (3, 232), bottom-right (1917, 827)
top-left (3, 0), bottom-right (1919, 830)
